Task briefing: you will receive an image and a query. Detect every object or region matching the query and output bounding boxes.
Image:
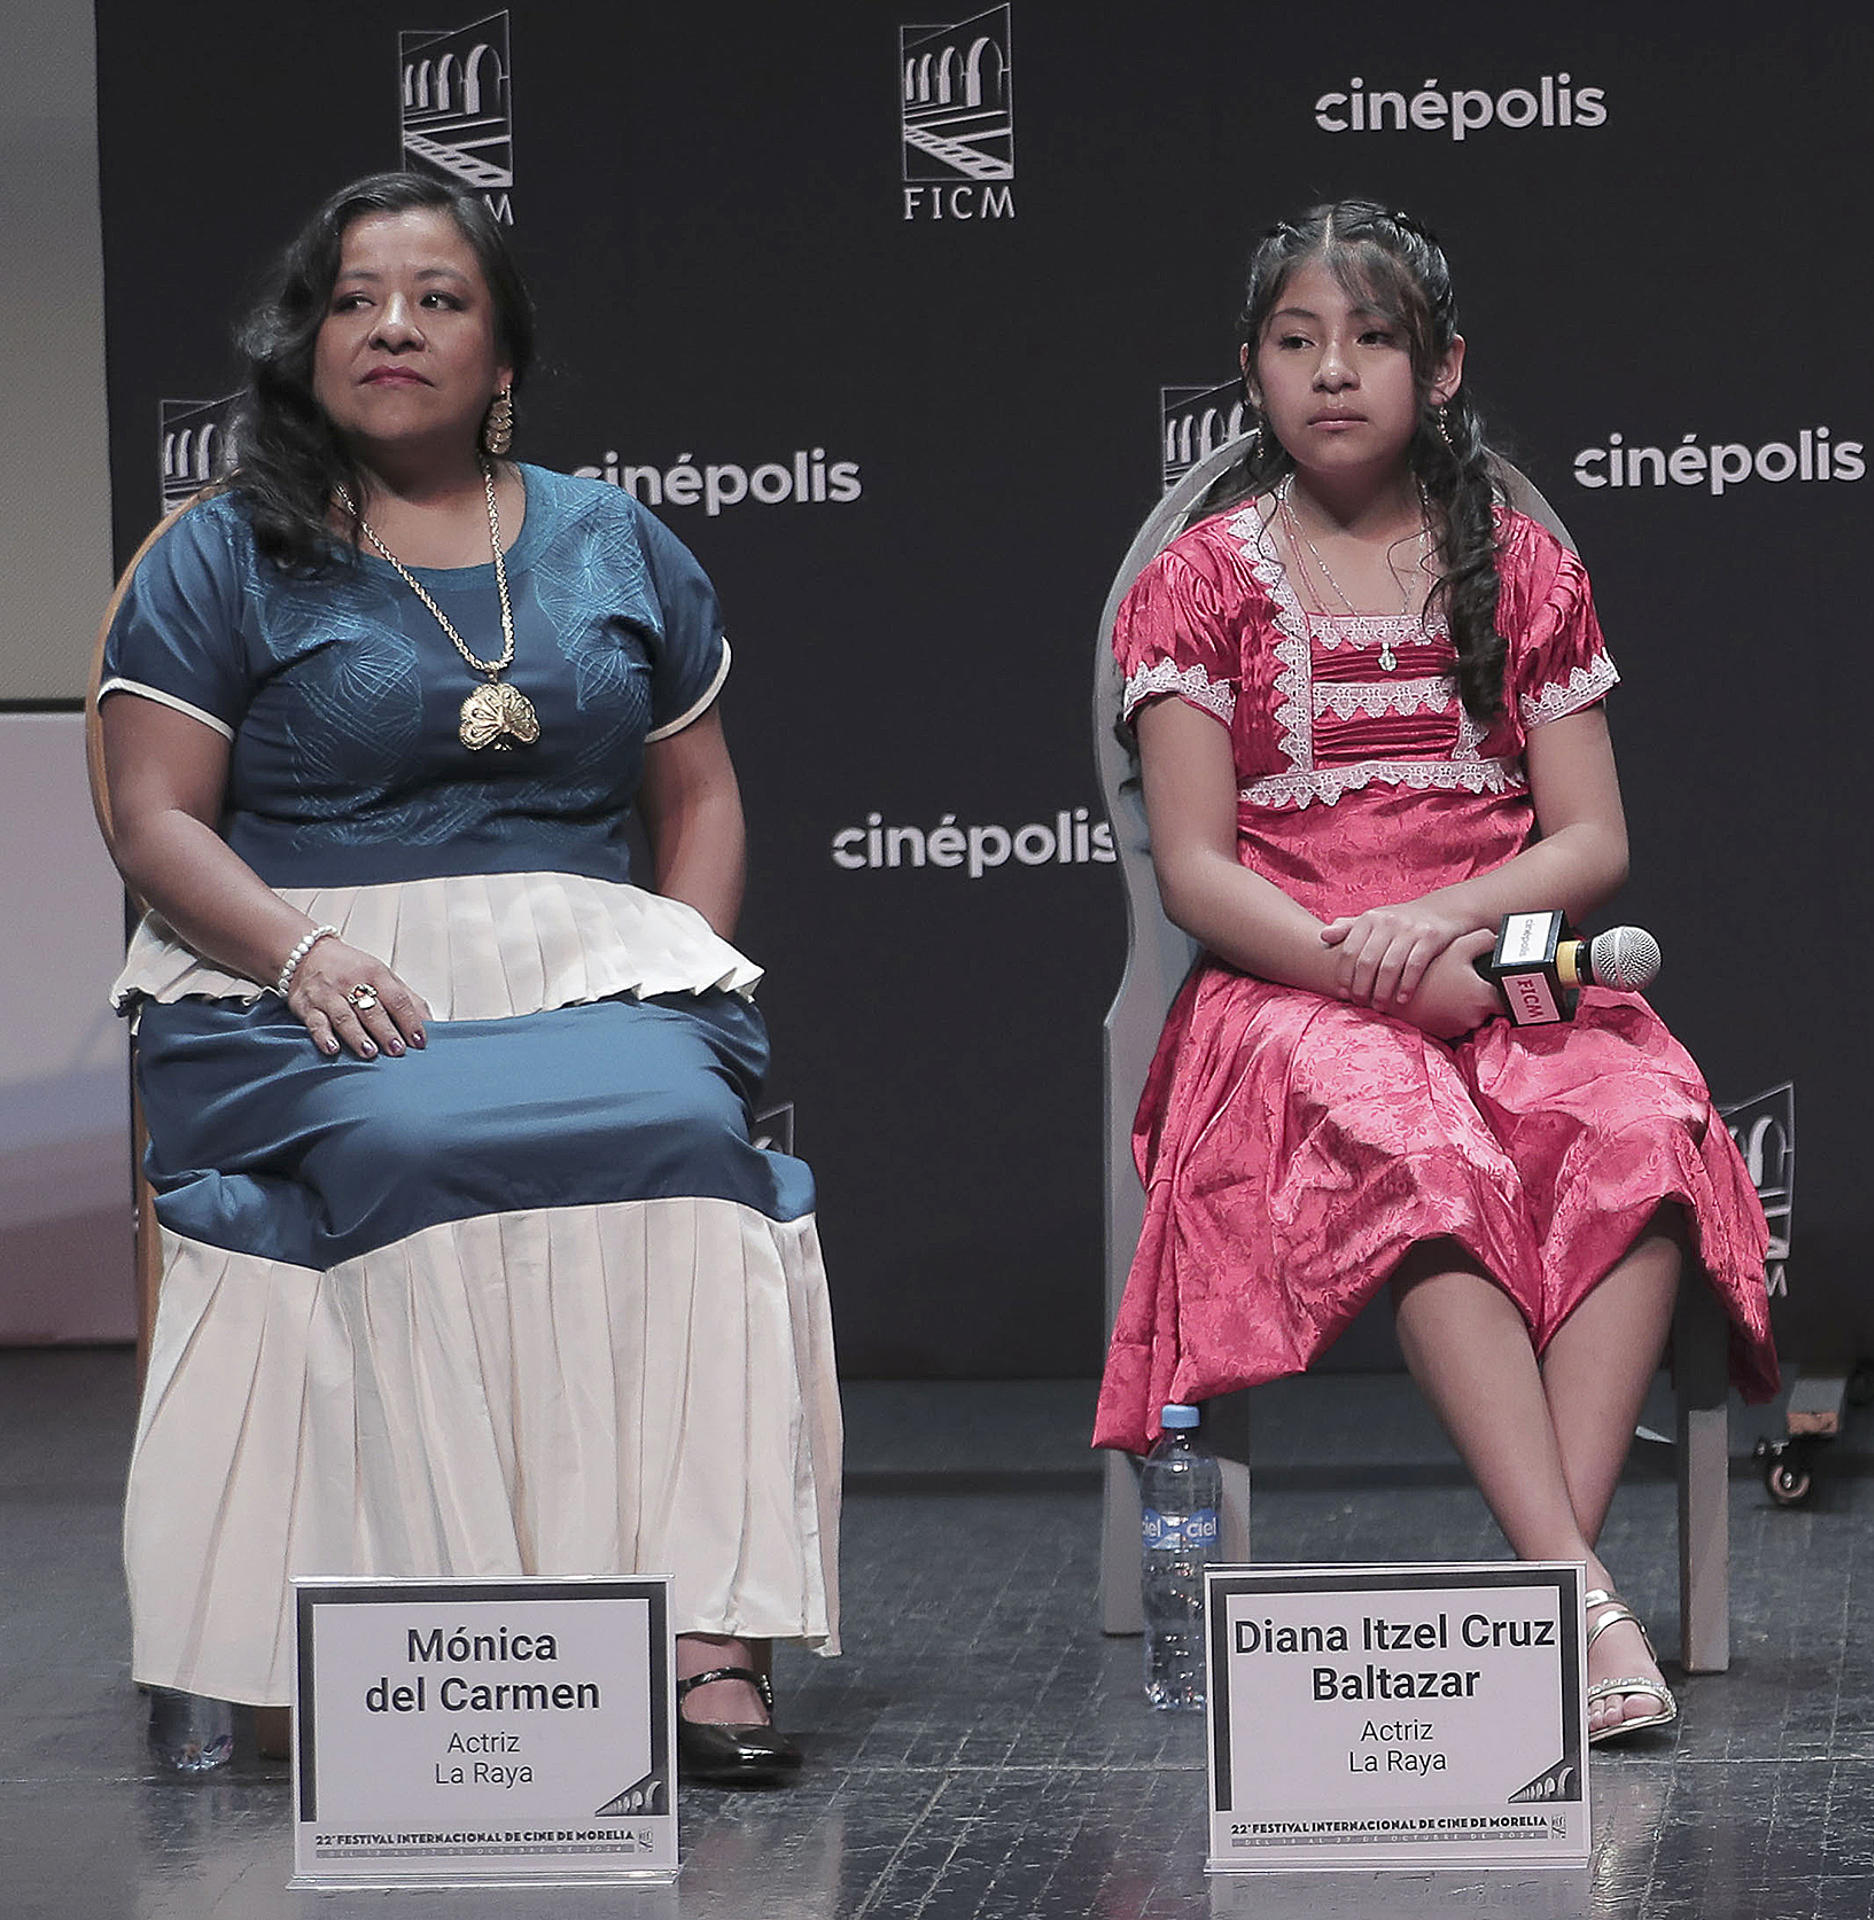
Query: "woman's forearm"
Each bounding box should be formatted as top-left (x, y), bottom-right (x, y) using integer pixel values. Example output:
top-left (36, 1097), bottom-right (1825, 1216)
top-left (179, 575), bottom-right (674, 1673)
top-left (650, 784), bottom-right (746, 938)
top-left (639, 708), bottom-right (747, 939)
top-left (111, 805), bottom-right (320, 988)
top-left (100, 696), bottom-right (321, 987)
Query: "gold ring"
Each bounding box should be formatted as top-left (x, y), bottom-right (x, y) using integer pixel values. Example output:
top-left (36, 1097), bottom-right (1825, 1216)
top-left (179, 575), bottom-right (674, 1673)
top-left (346, 984), bottom-right (381, 1014)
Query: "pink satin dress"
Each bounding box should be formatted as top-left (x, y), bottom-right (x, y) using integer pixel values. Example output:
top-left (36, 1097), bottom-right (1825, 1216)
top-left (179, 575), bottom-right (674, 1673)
top-left (1093, 504), bottom-right (1778, 1455)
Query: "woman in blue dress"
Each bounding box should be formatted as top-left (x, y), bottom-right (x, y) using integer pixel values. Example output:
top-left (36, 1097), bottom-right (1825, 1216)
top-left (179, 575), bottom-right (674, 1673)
top-left (95, 172), bottom-right (840, 1785)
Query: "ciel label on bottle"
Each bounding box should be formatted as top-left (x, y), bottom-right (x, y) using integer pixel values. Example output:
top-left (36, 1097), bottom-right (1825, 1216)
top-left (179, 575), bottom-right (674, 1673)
top-left (1142, 1508), bottom-right (1220, 1550)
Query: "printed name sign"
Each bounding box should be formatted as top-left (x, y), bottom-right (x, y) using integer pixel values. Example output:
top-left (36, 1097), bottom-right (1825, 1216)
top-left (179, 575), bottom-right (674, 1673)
top-left (291, 1576), bottom-right (676, 1888)
top-left (1206, 1563), bottom-right (1588, 1873)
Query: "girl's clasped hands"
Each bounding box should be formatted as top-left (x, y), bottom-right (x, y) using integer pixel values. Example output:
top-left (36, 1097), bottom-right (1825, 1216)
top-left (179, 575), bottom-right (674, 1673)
top-left (1320, 901), bottom-right (1500, 1037)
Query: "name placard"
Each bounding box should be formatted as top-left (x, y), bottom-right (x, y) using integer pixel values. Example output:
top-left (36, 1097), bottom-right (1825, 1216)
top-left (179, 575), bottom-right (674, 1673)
top-left (1206, 1563), bottom-right (1587, 1873)
top-left (290, 1576), bottom-right (677, 1888)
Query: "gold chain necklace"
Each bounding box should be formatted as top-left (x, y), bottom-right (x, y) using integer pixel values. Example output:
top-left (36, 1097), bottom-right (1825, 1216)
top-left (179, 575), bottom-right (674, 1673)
top-left (1276, 475), bottom-right (1429, 674)
top-left (336, 462), bottom-right (540, 750)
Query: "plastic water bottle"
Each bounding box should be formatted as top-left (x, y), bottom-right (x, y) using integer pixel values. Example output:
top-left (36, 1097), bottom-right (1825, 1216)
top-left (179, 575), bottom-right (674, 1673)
top-left (1140, 1403), bottom-right (1221, 1710)
top-left (147, 1688), bottom-right (235, 1773)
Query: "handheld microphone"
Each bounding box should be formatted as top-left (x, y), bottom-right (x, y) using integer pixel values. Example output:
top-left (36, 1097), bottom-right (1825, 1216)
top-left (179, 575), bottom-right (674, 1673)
top-left (1474, 911), bottom-right (1661, 1027)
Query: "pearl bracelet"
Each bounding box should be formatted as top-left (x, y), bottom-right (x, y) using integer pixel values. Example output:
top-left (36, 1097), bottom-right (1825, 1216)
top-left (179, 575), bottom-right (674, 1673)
top-left (275, 924), bottom-right (340, 997)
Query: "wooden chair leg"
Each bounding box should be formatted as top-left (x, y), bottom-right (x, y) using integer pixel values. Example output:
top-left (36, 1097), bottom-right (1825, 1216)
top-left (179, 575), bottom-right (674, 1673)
top-left (1100, 1450), bottom-right (1145, 1635)
top-left (1675, 1284), bottom-right (1731, 1673)
top-left (1208, 1388), bottom-right (1252, 1562)
top-left (132, 1091), bottom-right (162, 1393)
top-left (1217, 1456), bottom-right (1251, 1563)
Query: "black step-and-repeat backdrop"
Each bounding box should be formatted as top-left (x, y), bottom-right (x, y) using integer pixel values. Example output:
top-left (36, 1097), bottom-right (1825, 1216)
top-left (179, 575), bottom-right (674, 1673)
top-left (97, 2), bottom-right (1865, 1376)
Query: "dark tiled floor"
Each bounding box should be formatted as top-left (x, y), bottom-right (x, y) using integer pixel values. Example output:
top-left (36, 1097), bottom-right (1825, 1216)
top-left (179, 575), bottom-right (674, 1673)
top-left (2, 1350), bottom-right (1869, 1918)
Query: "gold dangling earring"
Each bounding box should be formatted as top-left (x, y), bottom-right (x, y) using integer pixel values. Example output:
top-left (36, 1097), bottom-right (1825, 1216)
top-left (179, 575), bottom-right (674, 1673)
top-left (1434, 403), bottom-right (1454, 450)
top-left (481, 387), bottom-right (514, 457)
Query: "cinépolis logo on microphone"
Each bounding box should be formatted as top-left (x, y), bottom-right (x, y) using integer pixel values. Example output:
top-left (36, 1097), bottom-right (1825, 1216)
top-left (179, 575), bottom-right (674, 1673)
top-left (899, 5), bottom-right (1016, 223)
top-left (1572, 427), bottom-right (1865, 494)
top-left (1313, 72), bottom-right (1605, 139)
top-left (398, 11), bottom-right (515, 225)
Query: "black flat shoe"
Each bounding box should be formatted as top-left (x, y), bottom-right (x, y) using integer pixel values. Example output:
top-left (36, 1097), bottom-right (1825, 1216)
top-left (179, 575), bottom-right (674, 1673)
top-left (675, 1666), bottom-right (802, 1786)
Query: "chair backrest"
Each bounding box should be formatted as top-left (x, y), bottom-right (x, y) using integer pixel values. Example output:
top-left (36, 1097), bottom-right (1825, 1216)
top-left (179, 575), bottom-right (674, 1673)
top-left (83, 494), bottom-right (206, 1382)
top-left (1094, 442), bottom-right (1579, 1333)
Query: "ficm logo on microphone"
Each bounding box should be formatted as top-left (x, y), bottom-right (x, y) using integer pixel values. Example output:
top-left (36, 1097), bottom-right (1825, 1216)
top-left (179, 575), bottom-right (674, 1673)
top-left (1313, 72), bottom-right (1604, 139)
top-left (1572, 427), bottom-right (1864, 495)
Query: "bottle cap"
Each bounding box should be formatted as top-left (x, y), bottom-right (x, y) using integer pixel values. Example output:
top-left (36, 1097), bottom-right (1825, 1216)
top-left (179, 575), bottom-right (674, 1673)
top-left (1160, 1404), bottom-right (1200, 1429)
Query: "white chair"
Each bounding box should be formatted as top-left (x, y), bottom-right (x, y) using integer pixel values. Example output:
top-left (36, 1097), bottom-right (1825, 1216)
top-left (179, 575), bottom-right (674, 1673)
top-left (1094, 439), bottom-right (1733, 1673)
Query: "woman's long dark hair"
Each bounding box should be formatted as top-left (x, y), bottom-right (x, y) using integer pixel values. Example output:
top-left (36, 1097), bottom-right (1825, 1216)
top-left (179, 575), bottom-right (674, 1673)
top-left (1189, 200), bottom-right (1507, 724)
top-left (222, 171), bottom-right (537, 573)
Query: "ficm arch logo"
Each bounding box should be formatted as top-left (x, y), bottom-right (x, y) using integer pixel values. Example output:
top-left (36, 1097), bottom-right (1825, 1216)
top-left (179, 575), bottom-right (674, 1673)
top-left (399, 11), bottom-right (514, 223)
top-left (1162, 382), bottom-right (1248, 493)
top-left (159, 396), bottom-right (238, 514)
top-left (900, 5), bottom-right (1016, 222)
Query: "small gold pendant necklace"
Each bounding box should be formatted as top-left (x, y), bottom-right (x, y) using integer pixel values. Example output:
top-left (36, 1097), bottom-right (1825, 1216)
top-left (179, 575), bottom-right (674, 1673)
top-left (337, 461), bottom-right (540, 750)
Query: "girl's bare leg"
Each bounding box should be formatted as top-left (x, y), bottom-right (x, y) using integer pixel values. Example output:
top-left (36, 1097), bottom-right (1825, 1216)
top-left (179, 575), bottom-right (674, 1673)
top-left (1537, 1209), bottom-right (1684, 1733)
top-left (1390, 1242), bottom-right (1671, 1737)
top-left (1539, 1208), bottom-right (1684, 1547)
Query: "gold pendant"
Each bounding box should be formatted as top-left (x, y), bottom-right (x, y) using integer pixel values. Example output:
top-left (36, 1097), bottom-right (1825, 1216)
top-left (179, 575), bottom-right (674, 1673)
top-left (459, 679), bottom-right (540, 751)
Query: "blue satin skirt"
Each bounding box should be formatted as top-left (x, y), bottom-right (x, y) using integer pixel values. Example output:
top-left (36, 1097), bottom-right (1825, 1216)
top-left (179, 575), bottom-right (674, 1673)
top-left (135, 989), bottom-right (816, 1271)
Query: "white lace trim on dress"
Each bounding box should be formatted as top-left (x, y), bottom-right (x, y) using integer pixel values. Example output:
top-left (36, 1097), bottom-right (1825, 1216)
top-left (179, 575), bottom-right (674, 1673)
top-left (1220, 506), bottom-right (1516, 810)
top-left (111, 869), bottom-right (764, 1017)
top-left (1122, 657), bottom-right (1237, 725)
top-left (1520, 653), bottom-right (1620, 728)
top-left (1307, 612), bottom-right (1426, 654)
top-left (1314, 677), bottom-right (1454, 721)
top-left (1241, 756), bottom-right (1523, 810)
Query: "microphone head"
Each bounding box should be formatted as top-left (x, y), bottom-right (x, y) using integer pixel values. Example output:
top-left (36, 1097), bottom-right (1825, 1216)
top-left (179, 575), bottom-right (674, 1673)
top-left (1589, 925), bottom-right (1661, 991)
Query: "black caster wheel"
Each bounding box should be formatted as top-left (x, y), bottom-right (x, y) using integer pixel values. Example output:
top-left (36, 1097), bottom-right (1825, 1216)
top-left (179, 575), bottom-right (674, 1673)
top-left (1754, 1437), bottom-right (1815, 1506)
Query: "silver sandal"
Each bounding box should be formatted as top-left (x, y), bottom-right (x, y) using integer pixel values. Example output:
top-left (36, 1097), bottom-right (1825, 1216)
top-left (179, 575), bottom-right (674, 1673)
top-left (1583, 1587), bottom-right (1677, 1745)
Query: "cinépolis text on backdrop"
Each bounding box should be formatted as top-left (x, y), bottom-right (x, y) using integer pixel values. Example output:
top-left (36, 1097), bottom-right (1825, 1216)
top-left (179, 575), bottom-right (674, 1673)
top-left (575, 450), bottom-right (863, 516)
top-left (1573, 427), bottom-right (1864, 492)
top-left (1313, 73), bottom-right (1604, 138)
top-left (832, 808), bottom-right (1117, 877)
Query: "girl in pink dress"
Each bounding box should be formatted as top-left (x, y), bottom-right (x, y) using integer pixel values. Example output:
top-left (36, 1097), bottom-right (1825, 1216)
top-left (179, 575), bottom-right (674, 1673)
top-left (1093, 201), bottom-right (1776, 1743)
